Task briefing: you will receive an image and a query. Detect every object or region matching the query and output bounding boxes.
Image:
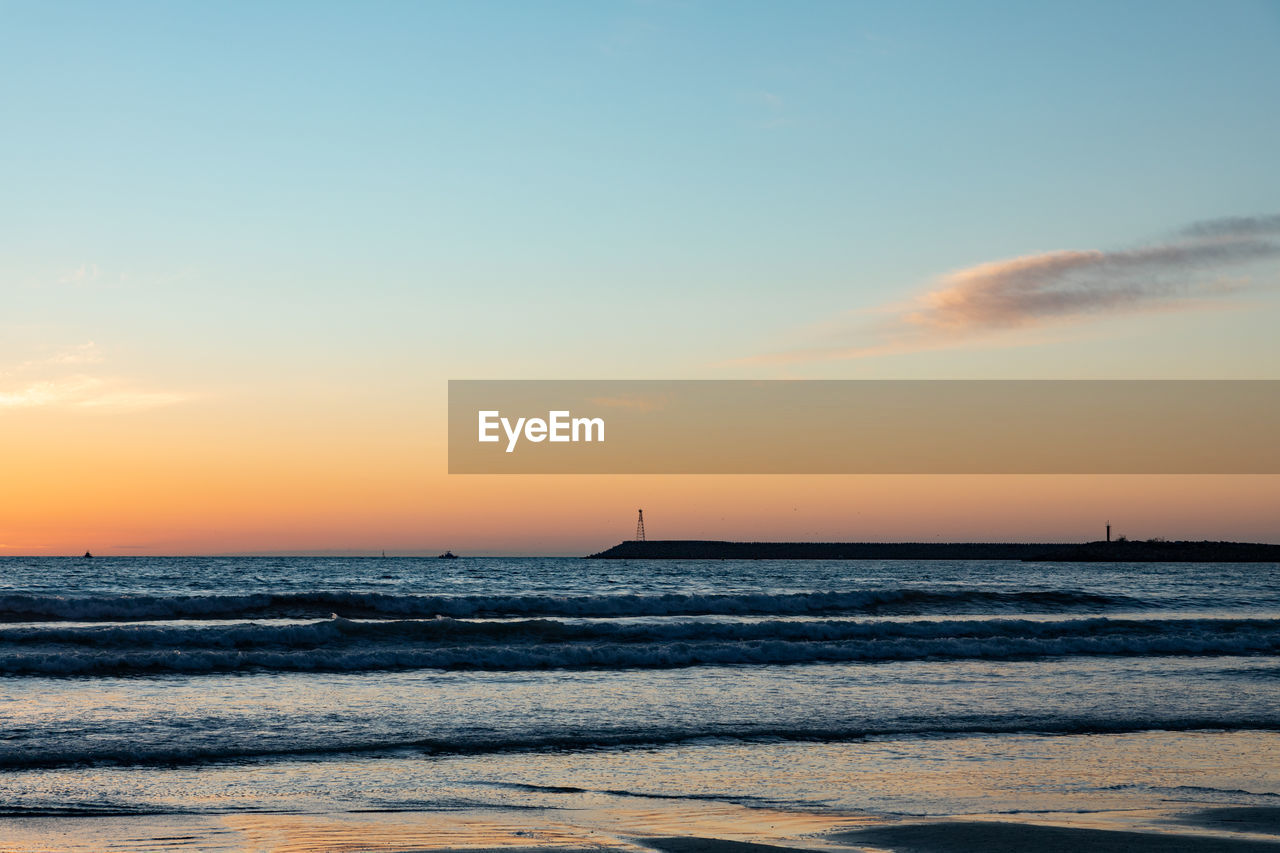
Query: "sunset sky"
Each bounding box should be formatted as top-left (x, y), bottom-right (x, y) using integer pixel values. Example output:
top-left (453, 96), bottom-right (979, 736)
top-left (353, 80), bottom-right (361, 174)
top-left (3, 1), bottom-right (1279, 554)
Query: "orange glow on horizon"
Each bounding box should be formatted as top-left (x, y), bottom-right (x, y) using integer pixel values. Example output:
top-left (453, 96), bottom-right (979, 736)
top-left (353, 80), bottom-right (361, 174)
top-left (5, 394), bottom-right (1278, 556)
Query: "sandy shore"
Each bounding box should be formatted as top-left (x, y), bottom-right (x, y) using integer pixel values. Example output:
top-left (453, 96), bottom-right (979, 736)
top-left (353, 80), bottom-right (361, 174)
top-left (1173, 806), bottom-right (1280, 836)
top-left (3, 804), bottom-right (1280, 852)
top-left (833, 819), bottom-right (1280, 852)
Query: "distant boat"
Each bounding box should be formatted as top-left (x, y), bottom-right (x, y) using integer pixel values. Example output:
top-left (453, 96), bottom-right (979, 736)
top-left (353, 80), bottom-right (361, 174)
top-left (83, 551), bottom-right (93, 559)
top-left (438, 550), bottom-right (458, 559)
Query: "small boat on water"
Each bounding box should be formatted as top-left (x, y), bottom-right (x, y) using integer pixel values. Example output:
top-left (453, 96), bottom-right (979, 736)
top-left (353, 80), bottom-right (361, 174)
top-left (83, 551), bottom-right (93, 559)
top-left (438, 550), bottom-right (458, 559)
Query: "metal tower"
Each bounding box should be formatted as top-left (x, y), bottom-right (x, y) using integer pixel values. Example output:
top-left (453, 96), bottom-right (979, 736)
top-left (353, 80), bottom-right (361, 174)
top-left (635, 509), bottom-right (646, 542)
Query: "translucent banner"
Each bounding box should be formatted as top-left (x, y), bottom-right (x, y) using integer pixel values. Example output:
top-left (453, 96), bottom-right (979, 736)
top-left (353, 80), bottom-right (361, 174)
top-left (448, 380), bottom-right (1280, 474)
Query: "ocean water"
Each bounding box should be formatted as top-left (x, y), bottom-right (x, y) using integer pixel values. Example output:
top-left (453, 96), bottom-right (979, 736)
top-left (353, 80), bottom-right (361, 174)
top-left (1, 556), bottom-right (1278, 851)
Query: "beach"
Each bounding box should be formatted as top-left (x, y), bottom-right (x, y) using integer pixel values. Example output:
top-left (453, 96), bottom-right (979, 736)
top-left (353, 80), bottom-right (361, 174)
top-left (4, 788), bottom-right (1280, 851)
top-left (7, 1), bottom-right (1280, 848)
top-left (0, 555), bottom-right (1277, 851)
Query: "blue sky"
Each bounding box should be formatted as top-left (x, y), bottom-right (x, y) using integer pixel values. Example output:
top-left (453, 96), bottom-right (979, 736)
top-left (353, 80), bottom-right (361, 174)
top-left (5, 1), bottom-right (1279, 386)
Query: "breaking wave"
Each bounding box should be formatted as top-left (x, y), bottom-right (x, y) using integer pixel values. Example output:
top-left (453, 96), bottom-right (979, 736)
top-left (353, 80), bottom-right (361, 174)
top-left (1, 616), bottom-right (1275, 676)
top-left (0, 588), bottom-right (1142, 623)
top-left (5, 718), bottom-right (1280, 771)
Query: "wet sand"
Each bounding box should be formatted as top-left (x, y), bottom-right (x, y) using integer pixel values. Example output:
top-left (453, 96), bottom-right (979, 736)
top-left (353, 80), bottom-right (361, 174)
top-left (1172, 806), bottom-right (1280, 836)
top-left (4, 804), bottom-right (1280, 852)
top-left (834, 820), bottom-right (1280, 852)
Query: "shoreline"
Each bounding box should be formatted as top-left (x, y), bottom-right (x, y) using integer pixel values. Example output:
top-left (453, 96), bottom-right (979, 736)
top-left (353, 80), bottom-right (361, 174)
top-left (3, 803), bottom-right (1278, 853)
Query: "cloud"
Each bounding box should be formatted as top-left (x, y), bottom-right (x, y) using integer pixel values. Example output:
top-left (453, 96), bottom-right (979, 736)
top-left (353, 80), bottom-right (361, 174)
top-left (745, 213), bottom-right (1280, 364)
top-left (740, 89), bottom-right (793, 130)
top-left (1, 343), bottom-right (192, 411)
top-left (7, 342), bottom-right (105, 371)
top-left (44, 341), bottom-right (104, 366)
top-left (0, 375), bottom-right (191, 411)
top-left (906, 238), bottom-right (1274, 332)
top-left (1180, 213), bottom-right (1280, 239)
top-left (58, 263), bottom-right (100, 284)
top-left (755, 91), bottom-right (783, 109)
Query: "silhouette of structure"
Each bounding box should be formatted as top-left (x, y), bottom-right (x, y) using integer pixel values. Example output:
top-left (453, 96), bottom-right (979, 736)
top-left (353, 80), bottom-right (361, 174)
top-left (635, 509), bottom-right (646, 542)
top-left (588, 539), bottom-right (1280, 562)
top-left (1107, 522), bottom-right (1111, 543)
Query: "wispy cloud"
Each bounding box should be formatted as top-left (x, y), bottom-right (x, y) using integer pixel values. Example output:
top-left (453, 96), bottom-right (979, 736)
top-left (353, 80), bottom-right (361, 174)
top-left (1180, 213), bottom-right (1280, 239)
top-left (740, 89), bottom-right (792, 130)
top-left (0, 376), bottom-right (190, 411)
top-left (1, 343), bottom-right (192, 411)
top-left (41, 341), bottom-right (104, 366)
top-left (754, 91), bottom-right (783, 110)
top-left (905, 239), bottom-right (1271, 332)
top-left (745, 214), bottom-right (1280, 364)
top-left (58, 262), bottom-right (100, 284)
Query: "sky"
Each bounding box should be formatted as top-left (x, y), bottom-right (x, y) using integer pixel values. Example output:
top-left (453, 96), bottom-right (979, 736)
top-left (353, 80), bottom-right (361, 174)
top-left (2, 0), bottom-right (1279, 554)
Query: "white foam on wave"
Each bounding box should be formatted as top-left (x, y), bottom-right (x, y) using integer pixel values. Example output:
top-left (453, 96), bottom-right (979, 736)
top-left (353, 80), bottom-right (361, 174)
top-left (0, 588), bottom-right (1141, 623)
top-left (1, 616), bottom-right (1275, 676)
top-left (5, 719), bottom-right (1279, 771)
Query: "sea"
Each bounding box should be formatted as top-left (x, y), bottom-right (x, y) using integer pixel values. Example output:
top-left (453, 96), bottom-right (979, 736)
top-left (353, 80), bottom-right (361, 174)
top-left (0, 556), bottom-right (1278, 851)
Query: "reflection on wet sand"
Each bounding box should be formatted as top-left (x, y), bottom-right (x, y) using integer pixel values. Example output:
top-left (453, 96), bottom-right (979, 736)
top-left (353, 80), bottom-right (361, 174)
top-left (6, 803), bottom-right (1280, 853)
